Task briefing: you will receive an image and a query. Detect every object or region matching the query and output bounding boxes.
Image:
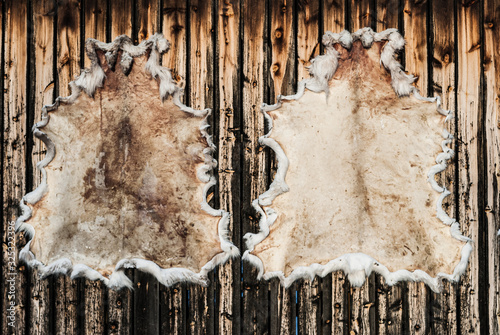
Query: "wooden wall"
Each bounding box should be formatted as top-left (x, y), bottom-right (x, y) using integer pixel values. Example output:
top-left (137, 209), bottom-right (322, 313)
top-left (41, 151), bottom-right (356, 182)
top-left (1, 0), bottom-right (499, 334)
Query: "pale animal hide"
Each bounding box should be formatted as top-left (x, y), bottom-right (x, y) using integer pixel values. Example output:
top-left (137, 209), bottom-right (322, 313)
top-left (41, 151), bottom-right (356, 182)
top-left (243, 28), bottom-right (472, 292)
top-left (16, 35), bottom-right (238, 290)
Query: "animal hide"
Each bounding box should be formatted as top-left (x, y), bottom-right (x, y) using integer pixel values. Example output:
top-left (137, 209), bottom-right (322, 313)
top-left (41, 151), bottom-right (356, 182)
top-left (16, 35), bottom-right (238, 289)
top-left (243, 28), bottom-right (472, 292)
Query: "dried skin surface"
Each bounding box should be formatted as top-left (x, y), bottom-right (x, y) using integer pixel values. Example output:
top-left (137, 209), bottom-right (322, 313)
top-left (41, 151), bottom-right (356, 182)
top-left (254, 42), bottom-right (463, 277)
top-left (29, 54), bottom-right (222, 275)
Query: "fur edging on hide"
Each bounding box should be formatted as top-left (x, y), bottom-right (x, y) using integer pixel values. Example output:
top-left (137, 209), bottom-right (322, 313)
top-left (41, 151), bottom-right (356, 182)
top-left (242, 27), bottom-right (473, 293)
top-left (15, 34), bottom-right (239, 290)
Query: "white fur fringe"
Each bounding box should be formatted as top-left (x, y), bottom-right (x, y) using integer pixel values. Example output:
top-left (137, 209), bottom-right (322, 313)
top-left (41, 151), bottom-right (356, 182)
top-left (242, 27), bottom-right (472, 293)
top-left (16, 34), bottom-right (239, 290)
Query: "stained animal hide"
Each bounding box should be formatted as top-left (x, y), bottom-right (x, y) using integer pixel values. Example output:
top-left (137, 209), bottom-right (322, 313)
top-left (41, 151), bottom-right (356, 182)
top-left (243, 28), bottom-right (472, 292)
top-left (16, 35), bottom-right (238, 289)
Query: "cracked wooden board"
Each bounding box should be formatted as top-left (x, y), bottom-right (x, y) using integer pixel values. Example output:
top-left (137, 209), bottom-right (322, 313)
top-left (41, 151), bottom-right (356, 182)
top-left (16, 35), bottom-right (238, 290)
top-left (243, 28), bottom-right (472, 292)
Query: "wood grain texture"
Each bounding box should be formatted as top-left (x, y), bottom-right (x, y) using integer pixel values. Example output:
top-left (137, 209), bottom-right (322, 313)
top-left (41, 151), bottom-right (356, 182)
top-left (216, 0), bottom-right (242, 333)
top-left (29, 1), bottom-right (55, 334)
top-left (2, 1), bottom-right (29, 334)
top-left (376, 0), bottom-right (400, 31)
top-left (430, 1), bottom-right (458, 333)
top-left (350, 274), bottom-right (376, 335)
top-left (110, 0), bottom-right (133, 38)
top-left (403, 1), bottom-right (431, 333)
top-left (270, 0), bottom-right (295, 97)
top-left (136, 0), bottom-right (159, 42)
top-left (350, 0), bottom-right (375, 31)
top-left (484, 1), bottom-right (500, 334)
top-left (483, 0), bottom-right (500, 334)
top-left (54, 3), bottom-right (81, 334)
top-left (162, 0), bottom-right (187, 88)
top-left (83, 0), bottom-right (107, 67)
top-left (297, 279), bottom-right (321, 334)
top-left (107, 271), bottom-right (132, 335)
top-left (188, 1), bottom-right (216, 333)
top-left (324, 0), bottom-right (345, 33)
top-left (457, 0), bottom-right (482, 333)
top-left (241, 0), bottom-right (270, 333)
top-left (297, 0), bottom-right (320, 80)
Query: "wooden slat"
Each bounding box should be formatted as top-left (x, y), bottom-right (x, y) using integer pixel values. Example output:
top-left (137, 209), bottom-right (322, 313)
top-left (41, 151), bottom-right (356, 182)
top-left (241, 0), bottom-right (270, 333)
top-left (216, 0), bottom-right (242, 333)
top-left (430, 0), bottom-right (458, 333)
top-left (136, 0), bottom-right (159, 42)
top-left (29, 1), bottom-right (55, 334)
top-left (188, 1), bottom-right (216, 332)
top-left (295, 2), bottom-right (323, 331)
top-left (376, 0), bottom-right (399, 31)
top-left (132, 3), bottom-right (161, 334)
top-left (297, 279), bottom-right (321, 334)
top-left (330, 273), bottom-right (347, 334)
top-left (83, 0), bottom-right (107, 67)
top-left (270, 0), bottom-right (295, 97)
top-left (83, 281), bottom-right (105, 334)
top-left (157, 2), bottom-right (189, 334)
top-left (297, 0), bottom-right (320, 81)
top-left (269, 280), bottom-right (296, 335)
top-left (110, 0), bottom-right (133, 38)
top-left (107, 272), bottom-right (132, 335)
top-left (54, 2), bottom-right (81, 334)
top-left (322, 4), bottom-right (346, 333)
top-left (350, 0), bottom-right (375, 31)
top-left (402, 1), bottom-right (431, 333)
top-left (484, 0), bottom-right (500, 333)
top-left (162, 0), bottom-right (187, 89)
top-left (349, 274), bottom-right (376, 334)
top-left (456, 0), bottom-right (482, 333)
top-left (2, 1), bottom-right (28, 334)
top-left (324, 0), bottom-right (345, 33)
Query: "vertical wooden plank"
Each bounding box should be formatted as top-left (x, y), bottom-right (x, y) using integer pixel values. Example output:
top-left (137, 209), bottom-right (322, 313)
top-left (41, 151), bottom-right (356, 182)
top-left (484, 1), bottom-right (500, 334)
top-left (133, 2), bottom-right (162, 334)
top-left (430, 1), bottom-right (458, 334)
top-left (456, 0), bottom-right (482, 333)
top-left (83, 281), bottom-right (105, 334)
top-left (330, 273), bottom-right (347, 335)
top-left (160, 2), bottom-right (188, 334)
top-left (134, 273), bottom-right (159, 335)
top-left (322, 3), bottom-right (345, 333)
top-left (217, 0), bottom-right (242, 333)
top-left (297, 0), bottom-right (320, 81)
top-left (2, 2), bottom-right (28, 334)
top-left (295, 1), bottom-right (322, 332)
top-left (107, 272), bottom-right (132, 335)
top-left (54, 2), bottom-right (81, 334)
top-left (160, 1), bottom-right (188, 333)
top-left (29, 1), bottom-right (55, 334)
top-left (269, 280), bottom-right (297, 335)
top-left (403, 1), bottom-right (430, 334)
top-left (403, 0), bottom-right (429, 94)
top-left (83, 0), bottom-right (107, 67)
top-left (162, 0), bottom-right (187, 89)
top-left (270, 0), bottom-right (295, 97)
top-left (324, 0), bottom-right (345, 33)
top-left (349, 274), bottom-right (376, 335)
top-left (350, 0), bottom-right (375, 31)
top-left (136, 0), bottom-right (159, 42)
top-left (376, 0), bottom-right (400, 31)
top-left (188, 1), bottom-right (216, 333)
top-left (110, 0), bottom-right (133, 38)
top-left (241, 0), bottom-right (270, 333)
top-left (297, 279), bottom-right (321, 334)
